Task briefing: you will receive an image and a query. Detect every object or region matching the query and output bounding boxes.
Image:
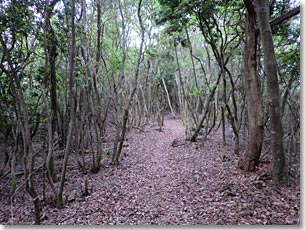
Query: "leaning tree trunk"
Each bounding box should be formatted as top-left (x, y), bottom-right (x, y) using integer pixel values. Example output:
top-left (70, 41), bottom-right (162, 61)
top-left (239, 0), bottom-right (264, 171)
top-left (256, 0), bottom-right (287, 184)
top-left (112, 0), bottom-right (145, 165)
top-left (190, 73), bottom-right (221, 142)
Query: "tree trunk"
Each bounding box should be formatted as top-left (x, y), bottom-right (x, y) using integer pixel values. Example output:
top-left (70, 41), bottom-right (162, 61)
top-left (41, 82), bottom-right (59, 201)
top-left (45, 0), bottom-right (62, 146)
top-left (161, 77), bottom-right (175, 117)
top-left (57, 0), bottom-right (76, 207)
top-left (112, 0), bottom-right (145, 165)
top-left (221, 106), bottom-right (226, 145)
top-left (239, 0), bottom-right (264, 171)
top-left (190, 73), bottom-right (221, 142)
top-left (256, 0), bottom-right (287, 184)
top-left (44, 0), bottom-right (59, 183)
top-left (0, 36), bottom-right (41, 225)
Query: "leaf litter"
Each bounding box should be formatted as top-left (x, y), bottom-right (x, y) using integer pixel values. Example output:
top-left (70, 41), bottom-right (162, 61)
top-left (0, 118), bottom-right (300, 225)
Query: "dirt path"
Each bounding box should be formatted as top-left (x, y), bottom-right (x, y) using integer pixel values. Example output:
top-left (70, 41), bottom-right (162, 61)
top-left (49, 118), bottom-right (239, 224)
top-left (2, 118), bottom-right (300, 225)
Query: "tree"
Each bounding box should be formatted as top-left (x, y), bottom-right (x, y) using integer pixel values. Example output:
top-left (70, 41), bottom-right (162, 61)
top-left (155, 1), bottom-right (245, 151)
top-left (0, 0), bottom-right (300, 223)
top-left (0, 1), bottom-right (42, 223)
top-left (238, 0), bottom-right (264, 172)
top-left (112, 0), bottom-right (145, 164)
top-left (239, 0), bottom-right (299, 175)
top-left (256, 0), bottom-right (287, 184)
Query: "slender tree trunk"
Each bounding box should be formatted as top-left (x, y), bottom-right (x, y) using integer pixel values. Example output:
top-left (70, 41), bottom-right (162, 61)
top-left (41, 83), bottom-right (59, 200)
top-left (174, 43), bottom-right (184, 109)
top-left (44, 0), bottom-right (59, 183)
top-left (190, 73), bottom-right (221, 142)
top-left (93, 0), bottom-right (104, 169)
top-left (45, 0), bottom-right (62, 146)
top-left (174, 43), bottom-right (198, 127)
top-left (0, 36), bottom-right (41, 225)
top-left (185, 26), bottom-right (204, 119)
top-left (10, 143), bottom-right (17, 196)
top-left (161, 77), bottom-right (175, 117)
top-left (47, 15), bottom-right (59, 138)
top-left (74, 87), bottom-right (86, 171)
top-left (239, 1), bottom-right (264, 171)
top-left (112, 0), bottom-right (145, 165)
top-left (112, 0), bottom-right (127, 165)
top-left (57, 0), bottom-right (76, 206)
top-left (224, 66), bottom-right (240, 154)
top-left (221, 106), bottom-right (226, 145)
top-left (256, 0), bottom-right (287, 184)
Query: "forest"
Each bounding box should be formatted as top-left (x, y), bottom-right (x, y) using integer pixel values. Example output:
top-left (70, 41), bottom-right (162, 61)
top-left (0, 0), bottom-right (300, 225)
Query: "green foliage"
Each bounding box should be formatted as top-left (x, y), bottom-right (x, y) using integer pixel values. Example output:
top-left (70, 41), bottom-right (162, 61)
top-left (208, 80), bottom-right (218, 90)
top-left (270, 0), bottom-right (299, 37)
top-left (273, 11), bottom-right (300, 85)
top-left (0, 1), bottom-right (34, 35)
top-left (51, 11), bottom-right (69, 54)
top-left (190, 87), bottom-right (204, 97)
top-left (146, 46), bottom-right (159, 58)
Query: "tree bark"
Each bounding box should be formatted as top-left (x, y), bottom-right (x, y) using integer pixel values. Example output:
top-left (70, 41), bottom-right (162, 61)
top-left (256, 0), bottom-right (287, 184)
top-left (58, 0), bottom-right (76, 206)
top-left (239, 0), bottom-right (264, 171)
top-left (0, 36), bottom-right (41, 224)
top-left (269, 6), bottom-right (300, 27)
top-left (45, 0), bottom-right (62, 146)
top-left (190, 73), bottom-right (221, 142)
top-left (43, 0), bottom-right (59, 183)
top-left (112, 0), bottom-right (145, 165)
top-left (161, 77), bottom-right (175, 117)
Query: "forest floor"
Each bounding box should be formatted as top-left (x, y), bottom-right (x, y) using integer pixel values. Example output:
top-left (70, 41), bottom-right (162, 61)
top-left (0, 117), bottom-right (300, 225)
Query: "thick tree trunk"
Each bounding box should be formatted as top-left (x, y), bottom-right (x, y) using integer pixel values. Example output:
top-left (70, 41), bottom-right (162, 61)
top-left (256, 0), bottom-right (287, 184)
top-left (239, 1), bottom-right (264, 171)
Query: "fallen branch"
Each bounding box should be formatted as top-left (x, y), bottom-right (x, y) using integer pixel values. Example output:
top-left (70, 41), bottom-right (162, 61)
top-left (131, 125), bottom-right (145, 132)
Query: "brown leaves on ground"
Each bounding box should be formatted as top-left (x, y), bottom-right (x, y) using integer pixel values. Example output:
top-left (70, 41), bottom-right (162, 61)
top-left (0, 118), bottom-right (300, 225)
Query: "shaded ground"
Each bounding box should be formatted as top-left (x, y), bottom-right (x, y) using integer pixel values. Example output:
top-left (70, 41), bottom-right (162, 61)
top-left (0, 118), bottom-right (300, 225)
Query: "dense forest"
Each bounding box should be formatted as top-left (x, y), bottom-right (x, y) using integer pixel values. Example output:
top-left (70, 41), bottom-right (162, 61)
top-left (0, 0), bottom-right (300, 225)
